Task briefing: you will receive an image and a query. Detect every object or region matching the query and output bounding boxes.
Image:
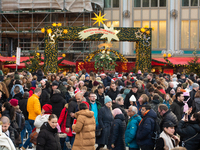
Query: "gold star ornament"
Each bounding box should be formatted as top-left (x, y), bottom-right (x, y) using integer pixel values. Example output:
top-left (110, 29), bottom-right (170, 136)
top-left (92, 11), bottom-right (107, 26)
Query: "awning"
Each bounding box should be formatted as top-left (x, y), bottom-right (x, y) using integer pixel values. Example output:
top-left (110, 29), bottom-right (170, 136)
top-left (4, 62), bottom-right (44, 69)
top-left (59, 60), bottom-right (76, 66)
top-left (152, 57), bottom-right (198, 65)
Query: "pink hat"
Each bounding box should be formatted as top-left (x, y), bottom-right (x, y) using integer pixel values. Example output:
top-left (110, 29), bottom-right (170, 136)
top-left (183, 92), bottom-right (190, 97)
top-left (112, 108), bottom-right (122, 118)
top-left (138, 70), bottom-right (142, 74)
top-left (78, 81), bottom-right (84, 85)
top-left (9, 99), bottom-right (18, 107)
top-left (100, 73), bottom-right (106, 76)
top-left (118, 74), bottom-right (122, 79)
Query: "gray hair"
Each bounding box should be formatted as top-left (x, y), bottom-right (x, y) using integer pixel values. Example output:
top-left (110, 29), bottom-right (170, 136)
top-left (1, 116), bottom-right (10, 124)
top-left (53, 89), bottom-right (61, 94)
top-left (129, 106), bottom-right (138, 114)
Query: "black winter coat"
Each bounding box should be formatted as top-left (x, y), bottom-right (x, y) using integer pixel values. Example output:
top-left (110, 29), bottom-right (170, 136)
top-left (170, 99), bottom-right (184, 121)
top-left (112, 103), bottom-right (128, 124)
top-left (189, 89), bottom-right (197, 107)
top-left (19, 98), bottom-right (29, 120)
top-left (40, 89), bottom-right (50, 107)
top-left (177, 120), bottom-right (200, 150)
top-left (13, 92), bottom-right (23, 100)
top-left (36, 122), bottom-right (61, 150)
top-left (65, 91), bottom-right (71, 103)
top-left (66, 98), bottom-right (78, 128)
top-left (49, 93), bottom-right (66, 118)
top-left (108, 114), bottom-right (126, 150)
top-left (96, 92), bottom-right (105, 106)
top-left (36, 70), bottom-right (43, 82)
top-left (124, 90), bottom-right (138, 109)
top-left (107, 88), bottom-right (119, 101)
top-left (160, 110), bottom-right (178, 130)
top-left (96, 106), bottom-right (114, 145)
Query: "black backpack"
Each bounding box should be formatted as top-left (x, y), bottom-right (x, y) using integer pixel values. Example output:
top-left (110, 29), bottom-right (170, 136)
top-left (15, 111), bottom-right (25, 132)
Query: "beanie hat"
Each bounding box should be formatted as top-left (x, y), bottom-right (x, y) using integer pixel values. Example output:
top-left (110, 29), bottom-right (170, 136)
top-left (42, 104), bottom-right (52, 113)
top-left (52, 81), bottom-right (59, 86)
top-left (112, 108), bottom-right (122, 118)
top-left (82, 101), bottom-right (90, 109)
top-left (93, 81), bottom-right (99, 86)
top-left (129, 95), bottom-right (136, 102)
top-left (78, 81), bottom-right (84, 85)
top-left (163, 121), bottom-right (176, 128)
top-left (9, 99), bottom-right (18, 107)
top-left (85, 74), bottom-right (90, 78)
top-left (192, 83), bottom-right (199, 88)
top-left (104, 96), bottom-right (112, 104)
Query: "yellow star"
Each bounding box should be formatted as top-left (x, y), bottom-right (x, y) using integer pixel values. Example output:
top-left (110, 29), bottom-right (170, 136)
top-left (47, 29), bottom-right (52, 34)
top-left (92, 11), bottom-right (107, 26)
top-left (57, 23), bottom-right (62, 26)
top-left (41, 28), bottom-right (45, 33)
top-left (63, 29), bottom-right (68, 34)
top-left (52, 23), bottom-right (57, 27)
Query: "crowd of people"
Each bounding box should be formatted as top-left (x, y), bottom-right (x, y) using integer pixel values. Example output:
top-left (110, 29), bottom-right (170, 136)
top-left (0, 69), bottom-right (200, 150)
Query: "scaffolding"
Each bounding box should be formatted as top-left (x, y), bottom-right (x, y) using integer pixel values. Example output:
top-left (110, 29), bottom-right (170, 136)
top-left (0, 0), bottom-right (104, 61)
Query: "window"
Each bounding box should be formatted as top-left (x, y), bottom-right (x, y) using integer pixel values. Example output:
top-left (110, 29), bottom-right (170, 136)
top-left (190, 21), bottom-right (198, 48)
top-left (142, 21), bottom-right (149, 27)
top-left (191, 0), bottom-right (198, 6)
top-left (181, 21), bottom-right (189, 48)
top-left (134, 0), bottom-right (166, 7)
top-left (104, 0), bottom-right (111, 8)
top-left (151, 0), bottom-right (158, 7)
top-left (134, 21), bottom-right (141, 27)
top-left (134, 0), bottom-right (141, 7)
top-left (159, 21), bottom-right (166, 48)
top-left (105, 21), bottom-right (119, 27)
top-left (151, 21), bottom-right (158, 48)
top-left (160, 0), bottom-right (166, 7)
top-left (143, 0), bottom-right (149, 7)
top-left (182, 0), bottom-right (189, 6)
top-left (113, 0), bottom-right (119, 7)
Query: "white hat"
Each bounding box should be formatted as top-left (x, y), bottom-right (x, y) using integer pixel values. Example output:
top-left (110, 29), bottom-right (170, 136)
top-left (129, 95), bottom-right (136, 102)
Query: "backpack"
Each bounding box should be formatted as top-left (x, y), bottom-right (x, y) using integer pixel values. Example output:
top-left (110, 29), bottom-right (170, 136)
top-left (183, 98), bottom-right (190, 113)
top-left (144, 116), bottom-right (161, 145)
top-left (15, 111), bottom-right (25, 132)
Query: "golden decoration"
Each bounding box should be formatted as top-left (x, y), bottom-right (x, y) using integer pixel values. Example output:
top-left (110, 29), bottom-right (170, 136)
top-left (41, 28), bottom-right (45, 33)
top-left (144, 25), bottom-right (149, 28)
top-left (47, 29), bottom-right (52, 34)
top-left (146, 31), bottom-right (150, 35)
top-left (152, 27), bottom-right (155, 31)
top-left (36, 53), bottom-right (40, 56)
top-left (52, 23), bottom-right (57, 27)
top-left (168, 53), bottom-right (172, 57)
top-left (63, 29), bottom-right (68, 34)
top-left (62, 54), bottom-right (66, 57)
top-left (163, 53), bottom-right (167, 57)
top-left (141, 28), bottom-right (145, 33)
top-left (57, 23), bottom-right (62, 27)
top-left (12, 55), bottom-right (15, 57)
top-left (92, 11), bottom-right (107, 26)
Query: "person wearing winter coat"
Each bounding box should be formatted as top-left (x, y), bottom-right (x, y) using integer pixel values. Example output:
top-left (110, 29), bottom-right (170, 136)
top-left (124, 85), bottom-right (138, 109)
top-left (10, 80), bottom-right (24, 98)
top-left (71, 103), bottom-right (96, 150)
top-left (100, 73), bottom-right (111, 87)
top-left (189, 83), bottom-right (199, 107)
top-left (193, 90), bottom-right (200, 113)
top-left (49, 89), bottom-right (66, 118)
top-left (36, 114), bottom-right (61, 150)
top-left (176, 112), bottom-right (200, 150)
top-left (96, 86), bottom-right (105, 106)
top-left (170, 92), bottom-right (185, 121)
top-left (125, 106), bottom-right (141, 150)
top-left (96, 96), bottom-right (114, 150)
top-left (107, 83), bottom-right (119, 102)
top-left (108, 108), bottom-right (126, 150)
top-left (40, 80), bottom-right (50, 107)
top-left (136, 94), bottom-right (149, 117)
top-left (65, 86), bottom-right (75, 103)
top-left (136, 104), bottom-right (157, 150)
top-left (155, 121), bottom-right (180, 150)
top-left (158, 104), bottom-right (178, 131)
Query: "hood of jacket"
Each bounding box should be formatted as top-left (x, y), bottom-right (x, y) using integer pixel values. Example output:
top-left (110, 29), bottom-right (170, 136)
top-left (144, 109), bottom-right (157, 119)
top-left (75, 109), bottom-right (94, 118)
top-left (115, 113), bottom-right (125, 121)
top-left (50, 93), bottom-right (64, 103)
top-left (151, 99), bottom-right (160, 104)
top-left (123, 88), bottom-right (130, 95)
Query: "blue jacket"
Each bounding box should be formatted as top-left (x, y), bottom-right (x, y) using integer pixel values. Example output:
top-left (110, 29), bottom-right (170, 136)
top-left (136, 109), bottom-right (157, 146)
top-left (11, 84), bottom-right (24, 98)
top-left (125, 114), bottom-right (142, 148)
top-left (163, 100), bottom-right (170, 109)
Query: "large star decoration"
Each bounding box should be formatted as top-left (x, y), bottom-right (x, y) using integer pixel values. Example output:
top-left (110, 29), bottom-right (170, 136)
top-left (55, 29), bottom-right (62, 37)
top-left (92, 11), bottom-right (107, 26)
top-left (100, 24), bottom-right (120, 43)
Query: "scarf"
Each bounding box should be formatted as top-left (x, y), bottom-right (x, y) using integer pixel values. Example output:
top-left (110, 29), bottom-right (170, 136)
top-left (160, 131), bottom-right (175, 150)
top-left (68, 91), bottom-right (75, 98)
top-left (139, 110), bottom-right (150, 126)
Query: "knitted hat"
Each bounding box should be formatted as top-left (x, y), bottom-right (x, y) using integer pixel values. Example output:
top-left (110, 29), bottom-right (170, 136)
top-left (42, 104), bottom-right (52, 112)
top-left (129, 95), bottom-right (136, 102)
top-left (85, 74), bottom-right (90, 78)
top-left (112, 108), bottom-right (122, 118)
top-left (163, 121), bottom-right (176, 128)
top-left (138, 70), bottom-right (142, 74)
top-left (104, 96), bottom-right (112, 104)
top-left (9, 99), bottom-right (18, 107)
top-left (62, 81), bottom-right (68, 86)
top-left (52, 81), bottom-right (59, 86)
top-left (192, 83), bottom-right (199, 88)
top-left (93, 81), bottom-right (99, 86)
top-left (78, 81), bottom-right (84, 85)
top-left (82, 101), bottom-right (90, 109)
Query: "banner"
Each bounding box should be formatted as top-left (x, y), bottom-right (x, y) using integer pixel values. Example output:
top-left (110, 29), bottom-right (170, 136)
top-left (16, 47), bottom-right (21, 66)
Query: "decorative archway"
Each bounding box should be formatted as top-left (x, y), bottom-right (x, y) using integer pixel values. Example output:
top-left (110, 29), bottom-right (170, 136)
top-left (43, 25), bottom-right (152, 73)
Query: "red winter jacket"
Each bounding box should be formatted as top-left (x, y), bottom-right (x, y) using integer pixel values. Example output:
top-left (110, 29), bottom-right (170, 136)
top-left (58, 104), bottom-right (73, 137)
